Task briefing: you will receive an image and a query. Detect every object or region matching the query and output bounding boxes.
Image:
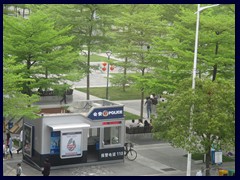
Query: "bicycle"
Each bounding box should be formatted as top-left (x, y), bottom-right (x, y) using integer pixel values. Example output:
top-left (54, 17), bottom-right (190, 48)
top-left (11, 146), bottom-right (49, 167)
top-left (124, 142), bottom-right (137, 161)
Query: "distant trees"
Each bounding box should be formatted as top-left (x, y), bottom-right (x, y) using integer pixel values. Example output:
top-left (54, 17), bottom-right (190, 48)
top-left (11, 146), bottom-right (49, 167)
top-left (35, 4), bottom-right (116, 99)
top-left (110, 4), bottom-right (163, 119)
top-left (3, 8), bottom-right (79, 119)
top-left (4, 10), bottom-right (78, 96)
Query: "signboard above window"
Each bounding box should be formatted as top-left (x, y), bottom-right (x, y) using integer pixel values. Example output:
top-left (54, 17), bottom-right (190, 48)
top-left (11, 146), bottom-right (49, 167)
top-left (88, 106), bottom-right (124, 120)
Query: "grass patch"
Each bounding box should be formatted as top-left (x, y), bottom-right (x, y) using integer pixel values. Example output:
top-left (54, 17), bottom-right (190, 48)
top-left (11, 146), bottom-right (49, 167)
top-left (79, 54), bottom-right (118, 63)
top-left (89, 54), bottom-right (108, 62)
top-left (124, 111), bottom-right (140, 120)
top-left (76, 86), bottom-right (141, 101)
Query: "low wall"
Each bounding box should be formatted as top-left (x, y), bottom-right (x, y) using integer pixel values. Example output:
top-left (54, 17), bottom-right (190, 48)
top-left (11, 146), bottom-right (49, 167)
top-left (126, 126), bottom-right (152, 134)
top-left (39, 95), bottom-right (73, 103)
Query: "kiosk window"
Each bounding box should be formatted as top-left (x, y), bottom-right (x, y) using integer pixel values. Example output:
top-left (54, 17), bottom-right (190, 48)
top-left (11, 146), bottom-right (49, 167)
top-left (104, 126), bottom-right (120, 145)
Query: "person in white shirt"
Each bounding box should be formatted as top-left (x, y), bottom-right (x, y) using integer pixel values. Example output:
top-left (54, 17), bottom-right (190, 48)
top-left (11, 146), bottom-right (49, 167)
top-left (129, 119), bottom-right (138, 128)
top-left (196, 167), bottom-right (204, 176)
top-left (196, 170), bottom-right (203, 176)
top-left (137, 119), bottom-right (144, 127)
top-left (3, 141), bottom-right (6, 159)
top-left (16, 163), bottom-right (22, 176)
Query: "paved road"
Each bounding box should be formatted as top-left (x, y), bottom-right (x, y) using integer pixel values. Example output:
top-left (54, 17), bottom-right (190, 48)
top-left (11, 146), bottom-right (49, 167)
top-left (3, 140), bottom-right (235, 176)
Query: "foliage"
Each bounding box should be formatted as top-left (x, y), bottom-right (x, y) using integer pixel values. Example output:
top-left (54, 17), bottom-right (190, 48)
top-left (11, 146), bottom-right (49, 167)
top-left (153, 78), bottom-right (234, 152)
top-left (109, 4), bottom-right (165, 118)
top-left (152, 78), bottom-right (234, 175)
top-left (3, 10), bottom-right (80, 96)
top-left (3, 57), bottom-right (39, 119)
top-left (148, 5), bottom-right (235, 95)
top-left (110, 74), bottom-right (134, 88)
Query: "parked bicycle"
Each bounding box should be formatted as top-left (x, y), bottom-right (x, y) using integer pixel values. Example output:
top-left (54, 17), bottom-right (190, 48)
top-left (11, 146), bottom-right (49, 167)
top-left (124, 142), bottom-right (137, 161)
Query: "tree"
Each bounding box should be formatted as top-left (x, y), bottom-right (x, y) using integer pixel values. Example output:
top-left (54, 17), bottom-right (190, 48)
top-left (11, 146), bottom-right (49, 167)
top-left (110, 4), bottom-right (164, 119)
top-left (3, 56), bottom-right (39, 119)
top-left (35, 4), bottom-right (116, 100)
top-left (147, 4), bottom-right (235, 95)
top-left (3, 10), bottom-right (79, 97)
top-left (148, 4), bottom-right (235, 176)
top-left (153, 78), bottom-right (235, 176)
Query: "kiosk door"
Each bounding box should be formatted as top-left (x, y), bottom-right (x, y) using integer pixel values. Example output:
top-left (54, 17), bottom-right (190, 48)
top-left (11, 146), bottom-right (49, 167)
top-left (87, 128), bottom-right (100, 162)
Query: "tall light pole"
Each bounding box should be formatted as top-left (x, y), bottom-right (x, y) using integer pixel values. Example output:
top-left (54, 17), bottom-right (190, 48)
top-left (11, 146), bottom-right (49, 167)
top-left (81, 50), bottom-right (89, 100)
top-left (186, 4), bottom-right (220, 176)
top-left (106, 51), bottom-right (112, 100)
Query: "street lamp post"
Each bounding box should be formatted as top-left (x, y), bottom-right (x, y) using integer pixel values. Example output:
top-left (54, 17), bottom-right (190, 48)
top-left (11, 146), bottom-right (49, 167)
top-left (81, 50), bottom-right (89, 100)
top-left (106, 51), bottom-right (112, 100)
top-left (186, 4), bottom-right (220, 176)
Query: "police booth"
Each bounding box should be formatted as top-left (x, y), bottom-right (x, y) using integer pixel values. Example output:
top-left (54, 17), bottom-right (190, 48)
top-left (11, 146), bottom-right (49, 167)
top-left (22, 100), bottom-right (125, 169)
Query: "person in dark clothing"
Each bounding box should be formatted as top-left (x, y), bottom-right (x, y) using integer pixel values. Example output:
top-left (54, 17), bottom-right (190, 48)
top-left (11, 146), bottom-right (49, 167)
top-left (60, 91), bottom-right (67, 104)
top-left (42, 158), bottom-right (51, 176)
top-left (145, 97), bottom-right (152, 119)
top-left (144, 120), bottom-right (150, 127)
top-left (6, 133), bottom-right (13, 158)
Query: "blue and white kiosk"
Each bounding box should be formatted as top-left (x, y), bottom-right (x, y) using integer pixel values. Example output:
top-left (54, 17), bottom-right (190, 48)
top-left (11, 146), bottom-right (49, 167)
top-left (22, 100), bottom-right (125, 169)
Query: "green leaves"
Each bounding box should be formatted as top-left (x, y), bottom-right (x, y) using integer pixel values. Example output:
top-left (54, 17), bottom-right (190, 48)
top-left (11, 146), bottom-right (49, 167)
top-left (153, 78), bottom-right (235, 154)
top-left (3, 57), bottom-right (40, 119)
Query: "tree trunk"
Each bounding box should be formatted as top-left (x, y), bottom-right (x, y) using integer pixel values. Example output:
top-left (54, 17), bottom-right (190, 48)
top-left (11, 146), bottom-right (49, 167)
top-left (212, 41), bottom-right (219, 81)
top-left (212, 64), bottom-right (217, 82)
top-left (205, 147), bottom-right (211, 176)
top-left (86, 45), bottom-right (90, 100)
top-left (140, 68), bottom-right (145, 119)
top-left (86, 9), bottom-right (95, 100)
top-left (140, 89), bottom-right (144, 119)
top-left (122, 57), bottom-right (127, 92)
top-left (25, 59), bottom-right (32, 96)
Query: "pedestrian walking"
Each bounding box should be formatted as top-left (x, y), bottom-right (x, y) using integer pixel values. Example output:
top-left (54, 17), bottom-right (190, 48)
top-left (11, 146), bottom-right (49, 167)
top-left (60, 91), bottom-right (67, 104)
top-left (150, 93), bottom-right (158, 118)
top-left (5, 145), bottom-right (11, 160)
top-left (17, 130), bottom-right (23, 154)
top-left (42, 158), bottom-right (51, 176)
top-left (16, 163), bottom-right (22, 176)
top-left (6, 133), bottom-right (13, 158)
top-left (145, 97), bottom-right (152, 119)
top-left (3, 140), bottom-right (6, 159)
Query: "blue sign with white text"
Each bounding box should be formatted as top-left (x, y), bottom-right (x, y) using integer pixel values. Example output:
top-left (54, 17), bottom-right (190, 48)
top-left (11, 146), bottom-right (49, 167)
top-left (88, 106), bottom-right (124, 120)
top-left (50, 131), bottom-right (60, 154)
